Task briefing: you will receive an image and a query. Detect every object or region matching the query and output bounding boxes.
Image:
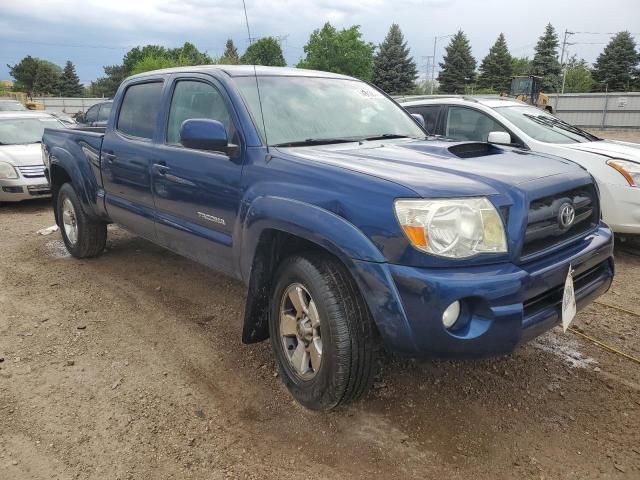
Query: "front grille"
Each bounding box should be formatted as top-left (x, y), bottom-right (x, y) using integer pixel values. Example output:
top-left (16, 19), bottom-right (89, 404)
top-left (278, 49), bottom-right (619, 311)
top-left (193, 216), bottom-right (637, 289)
top-left (17, 165), bottom-right (46, 178)
top-left (27, 184), bottom-right (50, 196)
top-left (521, 184), bottom-right (599, 258)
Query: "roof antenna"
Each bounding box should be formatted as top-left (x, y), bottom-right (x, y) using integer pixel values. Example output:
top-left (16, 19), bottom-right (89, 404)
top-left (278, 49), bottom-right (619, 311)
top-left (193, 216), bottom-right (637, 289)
top-left (242, 0), bottom-right (269, 153)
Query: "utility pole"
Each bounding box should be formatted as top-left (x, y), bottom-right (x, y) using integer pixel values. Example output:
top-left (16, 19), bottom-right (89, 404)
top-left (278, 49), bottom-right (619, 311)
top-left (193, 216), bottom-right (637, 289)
top-left (430, 34), bottom-right (455, 95)
top-left (422, 55), bottom-right (434, 94)
top-left (559, 29), bottom-right (574, 94)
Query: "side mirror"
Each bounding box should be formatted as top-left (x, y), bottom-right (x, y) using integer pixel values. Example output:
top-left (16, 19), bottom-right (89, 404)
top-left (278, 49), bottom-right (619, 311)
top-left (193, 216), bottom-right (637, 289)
top-left (487, 131), bottom-right (511, 145)
top-left (180, 119), bottom-right (230, 153)
top-left (411, 113), bottom-right (426, 129)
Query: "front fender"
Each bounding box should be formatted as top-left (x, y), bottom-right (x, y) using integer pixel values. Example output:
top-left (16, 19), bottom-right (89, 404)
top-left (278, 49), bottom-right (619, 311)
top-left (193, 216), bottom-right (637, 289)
top-left (237, 195), bottom-right (385, 283)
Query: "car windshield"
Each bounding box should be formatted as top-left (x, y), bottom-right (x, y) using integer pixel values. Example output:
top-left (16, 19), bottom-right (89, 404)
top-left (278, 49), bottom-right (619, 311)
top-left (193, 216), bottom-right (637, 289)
top-left (0, 101), bottom-right (27, 112)
top-left (233, 75), bottom-right (425, 146)
top-left (0, 117), bottom-right (64, 145)
top-left (496, 105), bottom-right (599, 144)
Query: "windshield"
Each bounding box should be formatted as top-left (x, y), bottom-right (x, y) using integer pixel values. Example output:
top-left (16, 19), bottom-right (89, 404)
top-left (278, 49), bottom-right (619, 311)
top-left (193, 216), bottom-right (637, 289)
top-left (0, 101), bottom-right (27, 112)
top-left (234, 76), bottom-right (425, 146)
top-left (0, 117), bottom-right (64, 145)
top-left (496, 105), bottom-right (599, 144)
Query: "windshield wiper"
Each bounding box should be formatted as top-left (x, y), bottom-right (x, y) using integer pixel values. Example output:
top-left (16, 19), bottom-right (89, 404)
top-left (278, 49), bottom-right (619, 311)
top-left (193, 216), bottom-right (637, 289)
top-left (271, 138), bottom-right (358, 147)
top-left (361, 133), bottom-right (416, 141)
top-left (524, 114), bottom-right (598, 141)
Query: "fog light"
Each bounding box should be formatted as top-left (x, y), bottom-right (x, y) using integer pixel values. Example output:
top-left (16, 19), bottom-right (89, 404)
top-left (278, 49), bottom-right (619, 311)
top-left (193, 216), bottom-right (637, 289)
top-left (442, 301), bottom-right (461, 329)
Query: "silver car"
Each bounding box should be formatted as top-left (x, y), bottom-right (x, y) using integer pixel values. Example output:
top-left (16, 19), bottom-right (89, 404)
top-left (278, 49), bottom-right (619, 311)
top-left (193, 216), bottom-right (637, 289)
top-left (0, 112), bottom-right (65, 203)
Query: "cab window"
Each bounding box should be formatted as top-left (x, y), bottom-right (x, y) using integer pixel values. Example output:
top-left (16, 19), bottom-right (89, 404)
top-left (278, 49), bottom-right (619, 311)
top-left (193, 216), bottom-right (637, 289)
top-left (445, 106), bottom-right (508, 142)
top-left (97, 103), bottom-right (112, 122)
top-left (117, 82), bottom-right (163, 139)
top-left (166, 80), bottom-right (234, 146)
top-left (85, 104), bottom-right (99, 123)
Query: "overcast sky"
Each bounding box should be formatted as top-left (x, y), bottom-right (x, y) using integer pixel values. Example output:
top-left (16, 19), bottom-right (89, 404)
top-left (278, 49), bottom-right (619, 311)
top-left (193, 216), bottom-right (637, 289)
top-left (2, 0), bottom-right (639, 85)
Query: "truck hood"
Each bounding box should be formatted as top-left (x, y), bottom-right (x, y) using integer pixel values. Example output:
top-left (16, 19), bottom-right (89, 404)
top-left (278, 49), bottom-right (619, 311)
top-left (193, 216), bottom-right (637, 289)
top-left (285, 140), bottom-right (587, 198)
top-left (0, 143), bottom-right (43, 166)
top-left (560, 139), bottom-right (640, 162)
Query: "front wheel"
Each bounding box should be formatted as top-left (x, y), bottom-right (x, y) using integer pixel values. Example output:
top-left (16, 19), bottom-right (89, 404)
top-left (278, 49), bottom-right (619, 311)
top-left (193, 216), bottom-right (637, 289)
top-left (269, 254), bottom-right (378, 410)
top-left (56, 182), bottom-right (107, 258)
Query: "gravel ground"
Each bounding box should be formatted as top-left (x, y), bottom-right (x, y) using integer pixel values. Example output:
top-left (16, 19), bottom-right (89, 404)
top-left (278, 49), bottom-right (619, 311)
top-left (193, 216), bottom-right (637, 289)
top-left (1, 193), bottom-right (640, 478)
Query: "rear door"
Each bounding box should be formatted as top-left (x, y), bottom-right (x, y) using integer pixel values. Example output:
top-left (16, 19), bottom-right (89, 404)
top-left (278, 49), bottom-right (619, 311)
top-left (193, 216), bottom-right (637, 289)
top-left (101, 80), bottom-right (164, 240)
top-left (150, 74), bottom-right (245, 275)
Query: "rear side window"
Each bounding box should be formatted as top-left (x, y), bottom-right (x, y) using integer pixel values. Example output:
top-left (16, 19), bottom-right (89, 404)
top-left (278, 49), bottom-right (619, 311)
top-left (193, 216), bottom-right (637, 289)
top-left (117, 82), bottom-right (163, 139)
top-left (408, 105), bottom-right (440, 134)
top-left (97, 103), bottom-right (112, 122)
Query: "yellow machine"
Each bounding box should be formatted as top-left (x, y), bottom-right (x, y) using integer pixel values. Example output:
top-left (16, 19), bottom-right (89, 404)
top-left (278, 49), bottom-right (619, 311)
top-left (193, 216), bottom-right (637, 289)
top-left (509, 75), bottom-right (553, 113)
top-left (2, 92), bottom-right (44, 110)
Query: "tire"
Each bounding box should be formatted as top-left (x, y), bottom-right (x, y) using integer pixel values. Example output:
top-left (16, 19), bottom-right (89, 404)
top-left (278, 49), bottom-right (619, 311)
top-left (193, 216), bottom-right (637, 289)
top-left (269, 253), bottom-right (378, 410)
top-left (56, 182), bottom-right (107, 258)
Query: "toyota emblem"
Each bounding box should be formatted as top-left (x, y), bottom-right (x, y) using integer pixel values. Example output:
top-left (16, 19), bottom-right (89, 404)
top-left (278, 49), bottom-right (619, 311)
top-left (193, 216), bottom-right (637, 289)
top-left (558, 203), bottom-right (576, 229)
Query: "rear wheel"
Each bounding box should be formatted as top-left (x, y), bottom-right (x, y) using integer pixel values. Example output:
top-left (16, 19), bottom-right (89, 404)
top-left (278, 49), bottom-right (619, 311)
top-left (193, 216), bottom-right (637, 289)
top-left (269, 254), bottom-right (377, 410)
top-left (56, 182), bottom-right (107, 258)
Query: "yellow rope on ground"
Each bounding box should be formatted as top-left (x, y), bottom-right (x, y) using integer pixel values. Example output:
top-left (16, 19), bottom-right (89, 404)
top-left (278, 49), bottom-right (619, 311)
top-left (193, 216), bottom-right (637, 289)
top-left (565, 300), bottom-right (640, 365)
top-left (594, 300), bottom-right (640, 318)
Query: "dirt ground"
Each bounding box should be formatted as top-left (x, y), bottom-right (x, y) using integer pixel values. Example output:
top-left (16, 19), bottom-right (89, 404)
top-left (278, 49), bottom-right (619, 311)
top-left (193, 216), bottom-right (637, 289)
top-left (1, 132), bottom-right (640, 479)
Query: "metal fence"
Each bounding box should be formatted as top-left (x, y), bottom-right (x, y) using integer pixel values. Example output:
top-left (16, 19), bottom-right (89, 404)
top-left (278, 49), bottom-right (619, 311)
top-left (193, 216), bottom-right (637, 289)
top-left (29, 97), bottom-right (106, 114)
top-left (548, 92), bottom-right (640, 129)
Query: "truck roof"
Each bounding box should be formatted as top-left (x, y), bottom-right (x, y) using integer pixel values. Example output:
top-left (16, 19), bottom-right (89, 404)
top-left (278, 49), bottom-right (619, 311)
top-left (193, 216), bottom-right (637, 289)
top-left (0, 111), bottom-right (58, 120)
top-left (396, 95), bottom-right (526, 109)
top-left (128, 65), bottom-right (354, 81)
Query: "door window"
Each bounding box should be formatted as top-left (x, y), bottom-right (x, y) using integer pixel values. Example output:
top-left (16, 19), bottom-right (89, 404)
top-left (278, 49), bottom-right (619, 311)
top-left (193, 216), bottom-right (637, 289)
top-left (97, 103), bottom-right (112, 122)
top-left (445, 106), bottom-right (508, 142)
top-left (84, 104), bottom-right (99, 123)
top-left (407, 105), bottom-right (440, 134)
top-left (117, 82), bottom-right (163, 139)
top-left (167, 80), bottom-right (234, 145)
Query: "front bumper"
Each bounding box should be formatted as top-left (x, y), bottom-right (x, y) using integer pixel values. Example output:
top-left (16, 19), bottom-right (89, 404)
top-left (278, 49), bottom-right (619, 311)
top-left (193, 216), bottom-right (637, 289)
top-left (0, 177), bottom-right (51, 202)
top-left (352, 225), bottom-right (614, 358)
top-left (599, 182), bottom-right (640, 234)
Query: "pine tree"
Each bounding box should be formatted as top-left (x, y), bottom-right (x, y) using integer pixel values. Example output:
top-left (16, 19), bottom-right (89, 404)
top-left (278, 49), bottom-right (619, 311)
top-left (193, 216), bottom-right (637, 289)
top-left (592, 31), bottom-right (639, 91)
top-left (437, 30), bottom-right (476, 94)
top-left (58, 61), bottom-right (83, 97)
top-left (221, 39), bottom-right (240, 64)
top-left (371, 24), bottom-right (418, 95)
top-left (241, 37), bottom-right (286, 67)
top-left (531, 23), bottom-right (561, 92)
top-left (477, 33), bottom-right (512, 93)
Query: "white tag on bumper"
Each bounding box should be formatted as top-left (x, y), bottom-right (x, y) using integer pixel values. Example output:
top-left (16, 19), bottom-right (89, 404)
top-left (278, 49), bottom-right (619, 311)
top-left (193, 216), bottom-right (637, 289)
top-left (562, 265), bottom-right (577, 332)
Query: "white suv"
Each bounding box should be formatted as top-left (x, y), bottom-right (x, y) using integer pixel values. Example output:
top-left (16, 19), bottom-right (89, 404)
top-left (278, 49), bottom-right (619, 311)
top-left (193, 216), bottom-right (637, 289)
top-left (399, 96), bottom-right (640, 235)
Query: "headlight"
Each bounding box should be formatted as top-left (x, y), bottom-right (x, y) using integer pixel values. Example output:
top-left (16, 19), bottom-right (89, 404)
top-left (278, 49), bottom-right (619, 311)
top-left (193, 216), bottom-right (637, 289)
top-left (607, 159), bottom-right (640, 187)
top-left (0, 161), bottom-right (18, 179)
top-left (394, 197), bottom-right (507, 258)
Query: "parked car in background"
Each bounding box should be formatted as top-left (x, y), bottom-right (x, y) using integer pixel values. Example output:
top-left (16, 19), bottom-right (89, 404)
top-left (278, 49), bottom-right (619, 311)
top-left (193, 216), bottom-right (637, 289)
top-left (400, 96), bottom-right (640, 235)
top-left (0, 99), bottom-right (28, 112)
top-left (75, 101), bottom-right (112, 127)
top-left (44, 110), bottom-right (77, 126)
top-left (43, 66), bottom-right (613, 410)
top-left (0, 112), bottom-right (65, 203)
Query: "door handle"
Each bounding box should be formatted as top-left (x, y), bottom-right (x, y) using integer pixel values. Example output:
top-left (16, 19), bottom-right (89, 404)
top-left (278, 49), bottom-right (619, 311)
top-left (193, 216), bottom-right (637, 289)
top-left (102, 151), bottom-right (116, 163)
top-left (153, 162), bottom-right (170, 175)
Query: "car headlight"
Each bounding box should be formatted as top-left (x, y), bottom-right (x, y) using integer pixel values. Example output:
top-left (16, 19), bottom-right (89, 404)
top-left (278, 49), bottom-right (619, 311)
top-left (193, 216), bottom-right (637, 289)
top-left (607, 159), bottom-right (640, 187)
top-left (0, 161), bottom-right (19, 179)
top-left (394, 197), bottom-right (507, 258)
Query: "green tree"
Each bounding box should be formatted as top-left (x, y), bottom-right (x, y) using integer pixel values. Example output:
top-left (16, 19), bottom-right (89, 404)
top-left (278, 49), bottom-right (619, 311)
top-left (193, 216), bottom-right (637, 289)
top-left (371, 24), bottom-right (418, 95)
top-left (7, 56), bottom-right (61, 96)
top-left (89, 65), bottom-right (127, 97)
top-left (437, 30), bottom-right (476, 94)
top-left (563, 55), bottom-right (594, 93)
top-left (57, 61), bottom-right (83, 97)
top-left (297, 23), bottom-right (375, 80)
top-left (241, 37), bottom-right (286, 66)
top-left (221, 39), bottom-right (240, 64)
top-left (478, 33), bottom-right (513, 92)
top-left (168, 42), bottom-right (213, 65)
top-left (592, 31), bottom-right (639, 91)
top-left (511, 56), bottom-right (531, 76)
top-left (531, 23), bottom-right (561, 92)
top-left (32, 62), bottom-right (61, 96)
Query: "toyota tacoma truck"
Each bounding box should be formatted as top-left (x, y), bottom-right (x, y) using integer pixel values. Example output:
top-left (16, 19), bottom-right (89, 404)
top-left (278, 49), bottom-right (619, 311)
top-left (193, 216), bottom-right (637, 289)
top-left (42, 66), bottom-right (614, 410)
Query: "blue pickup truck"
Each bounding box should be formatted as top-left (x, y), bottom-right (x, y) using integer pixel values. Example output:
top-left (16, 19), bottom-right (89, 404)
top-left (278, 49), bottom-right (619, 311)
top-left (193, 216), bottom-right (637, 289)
top-left (42, 66), bottom-right (614, 410)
